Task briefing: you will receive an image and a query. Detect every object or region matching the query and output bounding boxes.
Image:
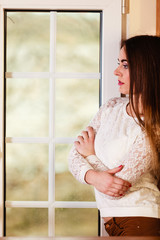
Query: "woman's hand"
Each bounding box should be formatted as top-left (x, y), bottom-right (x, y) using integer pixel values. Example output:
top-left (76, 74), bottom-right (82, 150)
top-left (74, 126), bottom-right (131, 197)
top-left (85, 166), bottom-right (131, 197)
top-left (74, 126), bottom-right (95, 157)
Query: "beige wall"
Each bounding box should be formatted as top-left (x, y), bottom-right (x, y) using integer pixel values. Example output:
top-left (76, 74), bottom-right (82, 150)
top-left (127, 0), bottom-right (156, 37)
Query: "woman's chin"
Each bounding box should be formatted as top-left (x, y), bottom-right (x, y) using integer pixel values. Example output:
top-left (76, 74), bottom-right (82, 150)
top-left (119, 88), bottom-right (129, 95)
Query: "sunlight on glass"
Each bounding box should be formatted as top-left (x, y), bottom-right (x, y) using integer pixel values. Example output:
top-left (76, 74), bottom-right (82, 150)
top-left (55, 78), bottom-right (99, 137)
top-left (6, 208), bottom-right (48, 236)
top-left (7, 12), bottom-right (50, 72)
top-left (55, 208), bottom-right (98, 236)
top-left (6, 144), bottom-right (48, 201)
top-left (56, 12), bottom-right (100, 72)
top-left (6, 78), bottom-right (49, 137)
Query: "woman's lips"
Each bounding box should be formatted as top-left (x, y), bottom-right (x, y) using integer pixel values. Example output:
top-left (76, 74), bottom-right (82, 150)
top-left (118, 80), bottom-right (124, 86)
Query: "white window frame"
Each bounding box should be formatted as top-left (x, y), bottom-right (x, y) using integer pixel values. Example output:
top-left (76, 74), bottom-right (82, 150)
top-left (0, 0), bottom-right (121, 237)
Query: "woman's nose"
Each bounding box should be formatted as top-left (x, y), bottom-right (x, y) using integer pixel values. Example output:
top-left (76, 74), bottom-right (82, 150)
top-left (114, 66), bottom-right (121, 76)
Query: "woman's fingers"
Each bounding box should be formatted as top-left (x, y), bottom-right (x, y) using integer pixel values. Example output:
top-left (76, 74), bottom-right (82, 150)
top-left (77, 135), bottom-right (84, 144)
top-left (93, 171), bottom-right (131, 197)
top-left (74, 141), bottom-right (80, 150)
top-left (107, 165), bottom-right (124, 174)
top-left (81, 130), bottom-right (89, 140)
top-left (74, 127), bottom-right (96, 157)
top-left (107, 166), bottom-right (131, 188)
top-left (114, 177), bottom-right (131, 188)
top-left (76, 127), bottom-right (95, 143)
top-left (87, 126), bottom-right (95, 140)
top-left (104, 190), bottom-right (120, 197)
top-left (111, 182), bottom-right (130, 192)
top-left (105, 176), bottom-right (131, 196)
top-left (108, 184), bottom-right (129, 195)
top-left (105, 189), bottom-right (124, 197)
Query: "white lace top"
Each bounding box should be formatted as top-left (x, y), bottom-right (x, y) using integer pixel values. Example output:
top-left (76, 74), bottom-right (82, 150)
top-left (68, 97), bottom-right (160, 218)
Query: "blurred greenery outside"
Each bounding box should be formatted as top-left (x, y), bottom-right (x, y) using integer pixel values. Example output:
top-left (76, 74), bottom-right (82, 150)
top-left (6, 208), bottom-right (98, 236)
top-left (6, 12), bottom-right (100, 236)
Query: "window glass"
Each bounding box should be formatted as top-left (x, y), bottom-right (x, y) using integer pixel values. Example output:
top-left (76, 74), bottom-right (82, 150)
top-left (5, 10), bottom-right (100, 237)
top-left (6, 78), bottom-right (49, 137)
top-left (6, 208), bottom-right (48, 236)
top-left (55, 144), bottom-right (95, 201)
top-left (55, 78), bottom-right (99, 137)
top-left (55, 208), bottom-right (98, 236)
top-left (56, 12), bottom-right (100, 72)
top-left (6, 144), bottom-right (48, 201)
top-left (6, 12), bottom-right (50, 72)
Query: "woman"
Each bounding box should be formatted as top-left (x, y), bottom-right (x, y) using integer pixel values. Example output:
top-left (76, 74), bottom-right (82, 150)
top-left (68, 35), bottom-right (160, 236)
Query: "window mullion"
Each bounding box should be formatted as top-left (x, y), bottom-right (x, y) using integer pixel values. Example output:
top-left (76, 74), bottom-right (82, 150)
top-left (5, 136), bottom-right (76, 144)
top-left (48, 11), bottom-right (57, 237)
top-left (5, 200), bottom-right (97, 208)
top-left (5, 72), bottom-right (101, 79)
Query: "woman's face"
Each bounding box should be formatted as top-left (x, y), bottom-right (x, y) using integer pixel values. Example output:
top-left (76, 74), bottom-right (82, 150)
top-left (114, 47), bottom-right (130, 95)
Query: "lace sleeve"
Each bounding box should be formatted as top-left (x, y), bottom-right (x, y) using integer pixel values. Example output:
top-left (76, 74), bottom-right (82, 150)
top-left (68, 99), bottom-right (113, 184)
top-left (115, 133), bottom-right (152, 185)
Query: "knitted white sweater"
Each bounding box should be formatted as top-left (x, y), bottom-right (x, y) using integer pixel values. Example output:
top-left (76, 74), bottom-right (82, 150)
top-left (68, 97), bottom-right (160, 218)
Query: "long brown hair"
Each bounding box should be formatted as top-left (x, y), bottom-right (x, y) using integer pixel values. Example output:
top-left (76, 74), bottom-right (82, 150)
top-left (122, 35), bottom-right (160, 179)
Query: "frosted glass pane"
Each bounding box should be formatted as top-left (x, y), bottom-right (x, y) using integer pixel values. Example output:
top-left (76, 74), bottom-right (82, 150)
top-left (6, 78), bottom-right (49, 137)
top-left (55, 144), bottom-right (95, 201)
top-left (7, 12), bottom-right (50, 72)
top-left (6, 144), bottom-right (48, 201)
top-left (56, 12), bottom-right (100, 72)
top-left (6, 208), bottom-right (48, 236)
top-left (55, 78), bottom-right (99, 137)
top-left (55, 208), bottom-right (98, 236)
